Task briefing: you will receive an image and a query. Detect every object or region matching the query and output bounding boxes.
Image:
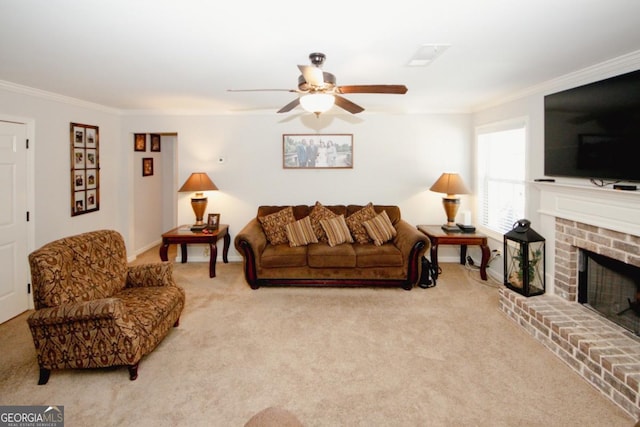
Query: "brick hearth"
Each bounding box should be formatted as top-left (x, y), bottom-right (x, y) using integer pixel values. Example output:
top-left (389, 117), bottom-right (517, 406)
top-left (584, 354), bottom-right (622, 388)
top-left (499, 217), bottom-right (640, 419)
top-left (499, 288), bottom-right (640, 418)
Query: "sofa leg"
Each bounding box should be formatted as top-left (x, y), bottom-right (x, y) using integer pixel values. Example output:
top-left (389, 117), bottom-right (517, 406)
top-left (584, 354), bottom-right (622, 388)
top-left (173, 317), bottom-right (180, 327)
top-left (128, 363), bottom-right (139, 381)
top-left (402, 283), bottom-right (413, 291)
top-left (37, 368), bottom-right (51, 385)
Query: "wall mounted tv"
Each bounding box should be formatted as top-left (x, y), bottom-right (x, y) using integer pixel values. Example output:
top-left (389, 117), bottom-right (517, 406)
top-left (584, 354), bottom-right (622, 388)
top-left (544, 69), bottom-right (640, 182)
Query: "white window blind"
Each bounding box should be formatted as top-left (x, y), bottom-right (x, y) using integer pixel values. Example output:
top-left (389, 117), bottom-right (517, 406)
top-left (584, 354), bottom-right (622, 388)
top-left (476, 123), bottom-right (526, 235)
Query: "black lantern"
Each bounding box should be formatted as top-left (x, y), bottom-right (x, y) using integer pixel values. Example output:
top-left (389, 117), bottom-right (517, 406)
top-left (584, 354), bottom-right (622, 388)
top-left (504, 219), bottom-right (545, 297)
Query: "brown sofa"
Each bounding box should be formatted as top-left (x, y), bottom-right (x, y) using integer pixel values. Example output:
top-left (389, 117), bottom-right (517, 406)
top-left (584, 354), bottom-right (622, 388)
top-left (234, 204), bottom-right (429, 290)
top-left (27, 230), bottom-right (185, 384)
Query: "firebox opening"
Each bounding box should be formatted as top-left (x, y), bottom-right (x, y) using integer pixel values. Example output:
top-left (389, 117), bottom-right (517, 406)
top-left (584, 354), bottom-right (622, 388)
top-left (578, 249), bottom-right (640, 336)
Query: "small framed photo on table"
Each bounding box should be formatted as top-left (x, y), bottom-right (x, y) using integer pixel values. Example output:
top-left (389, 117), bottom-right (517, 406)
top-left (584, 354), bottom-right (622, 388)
top-left (207, 213), bottom-right (220, 231)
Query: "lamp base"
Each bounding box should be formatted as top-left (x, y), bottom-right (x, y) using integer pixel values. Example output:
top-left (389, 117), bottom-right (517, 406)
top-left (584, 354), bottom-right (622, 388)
top-left (441, 224), bottom-right (462, 233)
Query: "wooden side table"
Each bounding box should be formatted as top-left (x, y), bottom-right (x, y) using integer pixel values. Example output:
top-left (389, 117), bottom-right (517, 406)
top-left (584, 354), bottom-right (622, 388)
top-left (159, 224), bottom-right (230, 278)
top-left (417, 225), bottom-right (490, 282)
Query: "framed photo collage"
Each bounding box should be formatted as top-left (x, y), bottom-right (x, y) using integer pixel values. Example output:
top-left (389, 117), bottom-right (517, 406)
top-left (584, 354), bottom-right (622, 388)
top-left (70, 123), bottom-right (99, 216)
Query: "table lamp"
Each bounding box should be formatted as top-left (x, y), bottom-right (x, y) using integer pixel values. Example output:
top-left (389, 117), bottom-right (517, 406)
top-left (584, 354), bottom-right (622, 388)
top-left (429, 172), bottom-right (470, 232)
top-left (178, 172), bottom-right (218, 231)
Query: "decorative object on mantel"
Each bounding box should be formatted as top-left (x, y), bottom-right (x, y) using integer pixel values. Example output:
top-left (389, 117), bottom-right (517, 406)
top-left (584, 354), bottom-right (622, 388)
top-left (228, 52), bottom-right (407, 117)
top-left (504, 219), bottom-right (545, 297)
top-left (283, 134), bottom-right (353, 169)
top-left (70, 122), bottom-right (99, 216)
top-left (178, 172), bottom-right (218, 231)
top-left (429, 172), bottom-right (470, 232)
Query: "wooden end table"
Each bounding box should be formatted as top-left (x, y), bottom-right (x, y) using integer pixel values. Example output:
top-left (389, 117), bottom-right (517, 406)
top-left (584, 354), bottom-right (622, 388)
top-left (159, 224), bottom-right (230, 278)
top-left (417, 225), bottom-right (490, 282)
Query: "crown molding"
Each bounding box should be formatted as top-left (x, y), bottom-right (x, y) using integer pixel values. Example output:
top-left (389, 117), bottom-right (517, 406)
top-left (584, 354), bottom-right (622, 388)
top-left (473, 49), bottom-right (640, 112)
top-left (0, 80), bottom-right (121, 115)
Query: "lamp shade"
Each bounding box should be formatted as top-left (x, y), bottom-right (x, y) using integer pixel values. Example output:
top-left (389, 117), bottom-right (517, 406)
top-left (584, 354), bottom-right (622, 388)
top-left (178, 172), bottom-right (218, 194)
top-left (299, 93), bottom-right (335, 115)
top-left (429, 173), bottom-right (470, 196)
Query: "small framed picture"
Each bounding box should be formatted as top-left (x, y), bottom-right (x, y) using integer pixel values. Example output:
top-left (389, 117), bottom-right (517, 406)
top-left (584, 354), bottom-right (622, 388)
top-left (142, 157), bottom-right (153, 176)
top-left (134, 133), bottom-right (146, 152)
top-left (150, 134), bottom-right (161, 152)
top-left (73, 126), bottom-right (85, 147)
top-left (207, 213), bottom-right (220, 230)
top-left (86, 127), bottom-right (97, 147)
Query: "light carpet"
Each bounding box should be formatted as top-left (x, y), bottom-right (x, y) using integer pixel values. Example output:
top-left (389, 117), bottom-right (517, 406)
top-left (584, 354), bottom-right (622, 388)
top-left (0, 248), bottom-right (634, 426)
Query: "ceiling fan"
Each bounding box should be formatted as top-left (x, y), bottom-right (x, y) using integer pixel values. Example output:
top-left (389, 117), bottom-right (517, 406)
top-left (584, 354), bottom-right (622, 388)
top-left (228, 52), bottom-right (408, 116)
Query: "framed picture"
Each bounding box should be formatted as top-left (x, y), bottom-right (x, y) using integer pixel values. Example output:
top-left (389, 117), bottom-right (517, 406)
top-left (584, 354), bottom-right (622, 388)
top-left (207, 213), bottom-right (220, 230)
top-left (134, 133), bottom-right (146, 152)
top-left (142, 158), bottom-right (153, 176)
top-left (150, 133), bottom-right (161, 152)
top-left (70, 123), bottom-right (99, 216)
top-left (283, 134), bottom-right (353, 169)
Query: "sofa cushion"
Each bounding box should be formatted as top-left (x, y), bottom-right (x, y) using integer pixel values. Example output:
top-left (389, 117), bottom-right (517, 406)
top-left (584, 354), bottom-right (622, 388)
top-left (346, 203), bottom-right (377, 244)
top-left (354, 243), bottom-right (403, 267)
top-left (259, 206), bottom-right (296, 245)
top-left (320, 215), bottom-right (354, 247)
top-left (363, 210), bottom-right (397, 246)
top-left (261, 244), bottom-right (308, 268)
top-left (285, 216), bottom-right (318, 247)
top-left (308, 201), bottom-right (337, 242)
top-left (307, 243), bottom-right (357, 268)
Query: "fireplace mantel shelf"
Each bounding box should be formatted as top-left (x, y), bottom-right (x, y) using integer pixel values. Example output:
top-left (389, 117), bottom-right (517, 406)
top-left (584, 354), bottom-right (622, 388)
top-left (534, 181), bottom-right (640, 238)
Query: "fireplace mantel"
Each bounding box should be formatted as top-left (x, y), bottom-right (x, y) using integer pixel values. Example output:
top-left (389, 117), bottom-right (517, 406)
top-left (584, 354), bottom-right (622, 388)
top-left (535, 182), bottom-right (640, 237)
top-left (533, 182), bottom-right (640, 297)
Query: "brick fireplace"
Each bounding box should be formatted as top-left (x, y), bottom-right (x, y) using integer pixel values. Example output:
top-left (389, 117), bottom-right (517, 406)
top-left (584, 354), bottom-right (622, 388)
top-left (499, 183), bottom-right (640, 418)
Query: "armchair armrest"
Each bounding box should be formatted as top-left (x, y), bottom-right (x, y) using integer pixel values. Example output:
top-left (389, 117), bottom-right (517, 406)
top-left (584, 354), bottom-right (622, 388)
top-left (27, 298), bottom-right (124, 326)
top-left (126, 262), bottom-right (175, 288)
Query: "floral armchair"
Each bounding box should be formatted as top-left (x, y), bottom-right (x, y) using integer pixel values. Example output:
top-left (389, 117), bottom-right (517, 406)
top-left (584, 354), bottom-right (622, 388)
top-left (27, 230), bottom-right (185, 384)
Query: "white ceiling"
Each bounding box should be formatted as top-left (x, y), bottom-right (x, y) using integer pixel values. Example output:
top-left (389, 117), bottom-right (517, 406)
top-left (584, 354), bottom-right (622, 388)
top-left (1, 0), bottom-right (640, 115)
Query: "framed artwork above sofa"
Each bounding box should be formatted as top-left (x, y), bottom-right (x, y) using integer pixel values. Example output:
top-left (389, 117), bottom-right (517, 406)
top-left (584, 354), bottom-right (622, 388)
top-left (283, 133), bottom-right (353, 169)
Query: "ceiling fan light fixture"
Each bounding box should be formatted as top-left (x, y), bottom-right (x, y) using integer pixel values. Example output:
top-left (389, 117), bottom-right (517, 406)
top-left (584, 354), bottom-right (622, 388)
top-left (299, 93), bottom-right (335, 115)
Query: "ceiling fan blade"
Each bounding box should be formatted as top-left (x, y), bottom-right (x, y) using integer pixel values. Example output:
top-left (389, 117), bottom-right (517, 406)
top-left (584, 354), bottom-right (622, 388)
top-left (297, 65), bottom-right (324, 87)
top-left (277, 98), bottom-right (300, 113)
top-left (336, 85), bottom-right (408, 94)
top-left (227, 89), bottom-right (296, 92)
top-left (334, 95), bottom-right (364, 114)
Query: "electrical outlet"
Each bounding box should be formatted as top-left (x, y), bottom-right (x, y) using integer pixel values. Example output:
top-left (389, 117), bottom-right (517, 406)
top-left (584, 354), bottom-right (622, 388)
top-left (203, 246), bottom-right (210, 257)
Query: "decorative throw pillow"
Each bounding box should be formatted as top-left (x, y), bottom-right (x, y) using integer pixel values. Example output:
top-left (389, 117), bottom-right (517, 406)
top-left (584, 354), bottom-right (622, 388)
top-left (308, 201), bottom-right (337, 241)
top-left (363, 210), bottom-right (397, 246)
top-left (258, 206), bottom-right (296, 245)
top-left (320, 215), bottom-right (354, 247)
top-left (285, 216), bottom-right (318, 247)
top-left (346, 203), bottom-right (377, 244)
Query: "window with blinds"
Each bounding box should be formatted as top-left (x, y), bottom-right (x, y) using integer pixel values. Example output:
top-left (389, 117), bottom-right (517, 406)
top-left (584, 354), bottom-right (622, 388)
top-left (476, 122), bottom-right (526, 235)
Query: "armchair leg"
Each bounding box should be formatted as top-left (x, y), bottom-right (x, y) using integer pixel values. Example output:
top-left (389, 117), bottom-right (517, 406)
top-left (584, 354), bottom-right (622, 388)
top-left (173, 317), bottom-right (180, 327)
top-left (38, 368), bottom-right (51, 385)
top-left (128, 363), bottom-right (139, 381)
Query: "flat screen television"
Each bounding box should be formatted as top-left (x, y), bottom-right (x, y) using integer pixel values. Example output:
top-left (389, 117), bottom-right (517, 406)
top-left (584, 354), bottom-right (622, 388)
top-left (544, 69), bottom-right (640, 182)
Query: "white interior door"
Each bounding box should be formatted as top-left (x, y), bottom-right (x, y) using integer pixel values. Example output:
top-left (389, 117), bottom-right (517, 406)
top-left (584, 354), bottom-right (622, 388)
top-left (0, 121), bottom-right (29, 323)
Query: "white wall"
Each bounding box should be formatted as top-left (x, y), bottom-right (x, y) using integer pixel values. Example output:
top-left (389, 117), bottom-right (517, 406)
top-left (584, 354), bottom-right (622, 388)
top-left (122, 112), bottom-right (473, 261)
top-left (0, 85), bottom-right (124, 252)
